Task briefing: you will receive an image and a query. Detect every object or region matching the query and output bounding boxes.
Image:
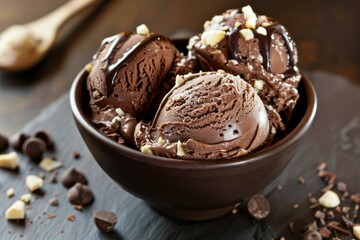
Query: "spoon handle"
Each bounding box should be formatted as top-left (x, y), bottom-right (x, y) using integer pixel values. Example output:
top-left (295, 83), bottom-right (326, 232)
top-left (27, 0), bottom-right (99, 32)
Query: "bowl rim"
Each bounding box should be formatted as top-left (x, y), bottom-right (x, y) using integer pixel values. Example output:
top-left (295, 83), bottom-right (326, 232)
top-left (70, 68), bottom-right (317, 170)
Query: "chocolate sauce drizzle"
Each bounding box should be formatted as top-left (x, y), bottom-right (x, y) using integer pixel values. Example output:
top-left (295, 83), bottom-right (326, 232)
top-left (228, 22), bottom-right (298, 77)
top-left (97, 32), bottom-right (165, 95)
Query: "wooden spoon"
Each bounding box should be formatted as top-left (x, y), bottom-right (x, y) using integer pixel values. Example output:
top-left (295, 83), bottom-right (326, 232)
top-left (0, 0), bottom-right (99, 72)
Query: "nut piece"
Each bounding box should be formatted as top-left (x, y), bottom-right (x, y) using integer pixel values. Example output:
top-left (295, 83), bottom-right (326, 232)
top-left (136, 24), bottom-right (149, 35)
top-left (245, 19), bottom-right (256, 29)
top-left (6, 188), bottom-right (15, 197)
top-left (115, 108), bottom-right (125, 117)
top-left (240, 29), bottom-right (254, 41)
top-left (26, 175), bottom-right (43, 192)
top-left (319, 190), bottom-right (340, 208)
top-left (176, 140), bottom-right (185, 157)
top-left (242, 5), bottom-right (257, 21)
top-left (0, 151), bottom-right (19, 169)
top-left (5, 200), bottom-right (25, 220)
top-left (157, 137), bottom-right (165, 145)
top-left (254, 80), bottom-right (264, 90)
top-left (256, 27), bottom-right (267, 36)
top-left (85, 63), bottom-right (92, 73)
top-left (201, 30), bottom-right (226, 47)
top-left (39, 158), bottom-right (63, 172)
top-left (353, 226), bottom-right (360, 239)
top-left (20, 193), bottom-right (31, 203)
top-left (175, 75), bottom-right (185, 88)
top-left (140, 145), bottom-right (153, 155)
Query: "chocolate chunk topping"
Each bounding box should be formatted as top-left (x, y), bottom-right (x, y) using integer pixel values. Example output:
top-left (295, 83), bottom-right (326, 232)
top-left (34, 130), bottom-right (53, 149)
top-left (11, 133), bottom-right (30, 151)
top-left (22, 137), bottom-right (47, 160)
top-left (67, 183), bottom-right (94, 206)
top-left (61, 167), bottom-right (87, 188)
top-left (303, 230), bottom-right (322, 240)
top-left (93, 210), bottom-right (117, 232)
top-left (247, 194), bottom-right (270, 220)
top-left (0, 133), bottom-right (9, 152)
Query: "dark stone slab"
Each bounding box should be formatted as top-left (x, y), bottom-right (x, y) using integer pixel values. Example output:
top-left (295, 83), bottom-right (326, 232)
top-left (0, 71), bottom-right (359, 239)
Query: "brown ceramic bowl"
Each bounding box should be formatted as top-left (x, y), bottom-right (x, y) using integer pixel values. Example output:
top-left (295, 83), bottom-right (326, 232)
top-left (70, 42), bottom-right (317, 221)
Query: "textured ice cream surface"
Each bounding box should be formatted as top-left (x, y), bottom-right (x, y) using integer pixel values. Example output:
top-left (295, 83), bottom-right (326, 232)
top-left (187, 6), bottom-right (301, 133)
top-left (135, 71), bottom-right (270, 160)
top-left (86, 30), bottom-right (185, 144)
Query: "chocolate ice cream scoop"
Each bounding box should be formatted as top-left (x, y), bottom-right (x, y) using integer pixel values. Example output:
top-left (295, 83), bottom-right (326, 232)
top-left (87, 28), bottom-right (182, 144)
top-left (135, 71), bottom-right (270, 160)
top-left (187, 6), bottom-right (301, 133)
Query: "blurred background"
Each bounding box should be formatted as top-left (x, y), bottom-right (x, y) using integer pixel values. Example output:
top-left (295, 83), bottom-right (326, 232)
top-left (0, 0), bottom-right (359, 135)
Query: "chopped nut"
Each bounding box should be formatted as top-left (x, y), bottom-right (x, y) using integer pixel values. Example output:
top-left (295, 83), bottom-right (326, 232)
top-left (235, 21), bottom-right (242, 28)
top-left (6, 188), bottom-right (15, 197)
top-left (176, 140), bottom-right (185, 157)
top-left (175, 75), bottom-right (185, 88)
top-left (261, 22), bottom-right (272, 27)
top-left (239, 29), bottom-right (254, 41)
top-left (26, 175), bottom-right (43, 192)
top-left (353, 226), bottom-right (360, 239)
top-left (140, 145), bottom-right (153, 155)
top-left (39, 158), bottom-right (63, 172)
top-left (5, 200), bottom-right (25, 220)
top-left (20, 194), bottom-right (31, 203)
top-left (229, 59), bottom-right (239, 66)
top-left (115, 108), bottom-right (125, 117)
top-left (245, 19), bottom-right (256, 29)
top-left (319, 190), bottom-right (340, 208)
top-left (254, 80), bottom-right (264, 90)
top-left (136, 24), bottom-right (149, 35)
top-left (201, 30), bottom-right (226, 47)
top-left (271, 126), bottom-right (276, 134)
top-left (157, 137), bottom-right (165, 145)
top-left (256, 27), bottom-right (267, 36)
top-left (242, 5), bottom-right (257, 21)
top-left (84, 63), bottom-right (92, 73)
top-left (0, 151), bottom-right (19, 169)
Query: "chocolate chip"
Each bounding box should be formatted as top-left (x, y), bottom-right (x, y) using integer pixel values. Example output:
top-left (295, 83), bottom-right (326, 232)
top-left (93, 210), bottom-right (117, 232)
top-left (34, 130), bottom-right (53, 149)
top-left (0, 133), bottom-right (9, 152)
top-left (22, 137), bottom-right (46, 161)
top-left (247, 194), bottom-right (270, 220)
top-left (67, 183), bottom-right (94, 206)
top-left (319, 227), bottom-right (331, 238)
top-left (61, 167), bottom-right (87, 188)
top-left (11, 133), bottom-right (30, 151)
top-left (303, 230), bottom-right (322, 240)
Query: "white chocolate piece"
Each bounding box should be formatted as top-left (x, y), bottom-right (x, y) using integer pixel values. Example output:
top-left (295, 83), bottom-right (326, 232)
top-left (203, 20), bottom-right (211, 29)
top-left (39, 158), bottom-right (63, 172)
top-left (5, 200), bottom-right (25, 220)
top-left (245, 19), bottom-right (256, 29)
top-left (20, 193), bottom-right (31, 203)
top-left (136, 24), bottom-right (150, 35)
top-left (201, 30), bottom-right (226, 47)
top-left (175, 75), bottom-right (185, 88)
top-left (262, 22), bottom-right (272, 27)
top-left (0, 151), bottom-right (19, 169)
top-left (319, 190), bottom-right (340, 208)
top-left (239, 29), bottom-right (254, 41)
top-left (176, 140), bottom-right (185, 157)
top-left (212, 15), bottom-right (224, 23)
top-left (235, 21), bottom-right (242, 28)
top-left (140, 145), bottom-right (153, 155)
top-left (242, 5), bottom-right (257, 21)
top-left (271, 126), bottom-right (277, 135)
top-left (353, 226), bottom-right (360, 239)
top-left (256, 27), bottom-right (267, 36)
top-left (6, 188), bottom-right (15, 197)
top-left (254, 80), bottom-right (264, 90)
top-left (26, 175), bottom-right (43, 192)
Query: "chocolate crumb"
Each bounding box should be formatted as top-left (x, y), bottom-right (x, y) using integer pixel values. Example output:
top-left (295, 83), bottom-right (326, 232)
top-left (314, 210), bottom-right (325, 220)
top-left (67, 214), bottom-right (76, 222)
top-left (302, 221), bottom-right (318, 232)
top-left (288, 222), bottom-right (295, 234)
top-left (351, 193), bottom-right (360, 203)
top-left (303, 230), bottom-right (322, 240)
top-left (38, 171), bottom-right (46, 179)
top-left (47, 213), bottom-right (56, 219)
top-left (293, 203), bottom-right (299, 209)
top-left (298, 176), bottom-right (305, 185)
top-left (48, 171), bottom-right (58, 184)
top-left (73, 205), bottom-right (83, 211)
top-left (337, 182), bottom-right (347, 192)
top-left (317, 162), bottom-right (327, 172)
top-left (73, 151), bottom-right (81, 159)
top-left (277, 185), bottom-right (283, 190)
top-left (49, 198), bottom-right (59, 206)
top-left (319, 227), bottom-right (331, 238)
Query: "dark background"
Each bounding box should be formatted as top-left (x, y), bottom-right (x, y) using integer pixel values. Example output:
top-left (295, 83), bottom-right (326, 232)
top-left (0, 0), bottom-right (359, 135)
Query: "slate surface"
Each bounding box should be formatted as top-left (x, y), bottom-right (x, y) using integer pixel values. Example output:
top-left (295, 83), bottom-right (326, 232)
top-left (0, 71), bottom-right (359, 240)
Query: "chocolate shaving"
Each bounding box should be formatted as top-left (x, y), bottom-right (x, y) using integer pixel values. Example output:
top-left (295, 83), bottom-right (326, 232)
top-left (298, 176), bottom-right (305, 185)
top-left (289, 222), bottom-right (295, 234)
top-left (328, 221), bottom-right (351, 235)
top-left (319, 227), bottom-right (332, 238)
top-left (317, 162), bottom-right (327, 172)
